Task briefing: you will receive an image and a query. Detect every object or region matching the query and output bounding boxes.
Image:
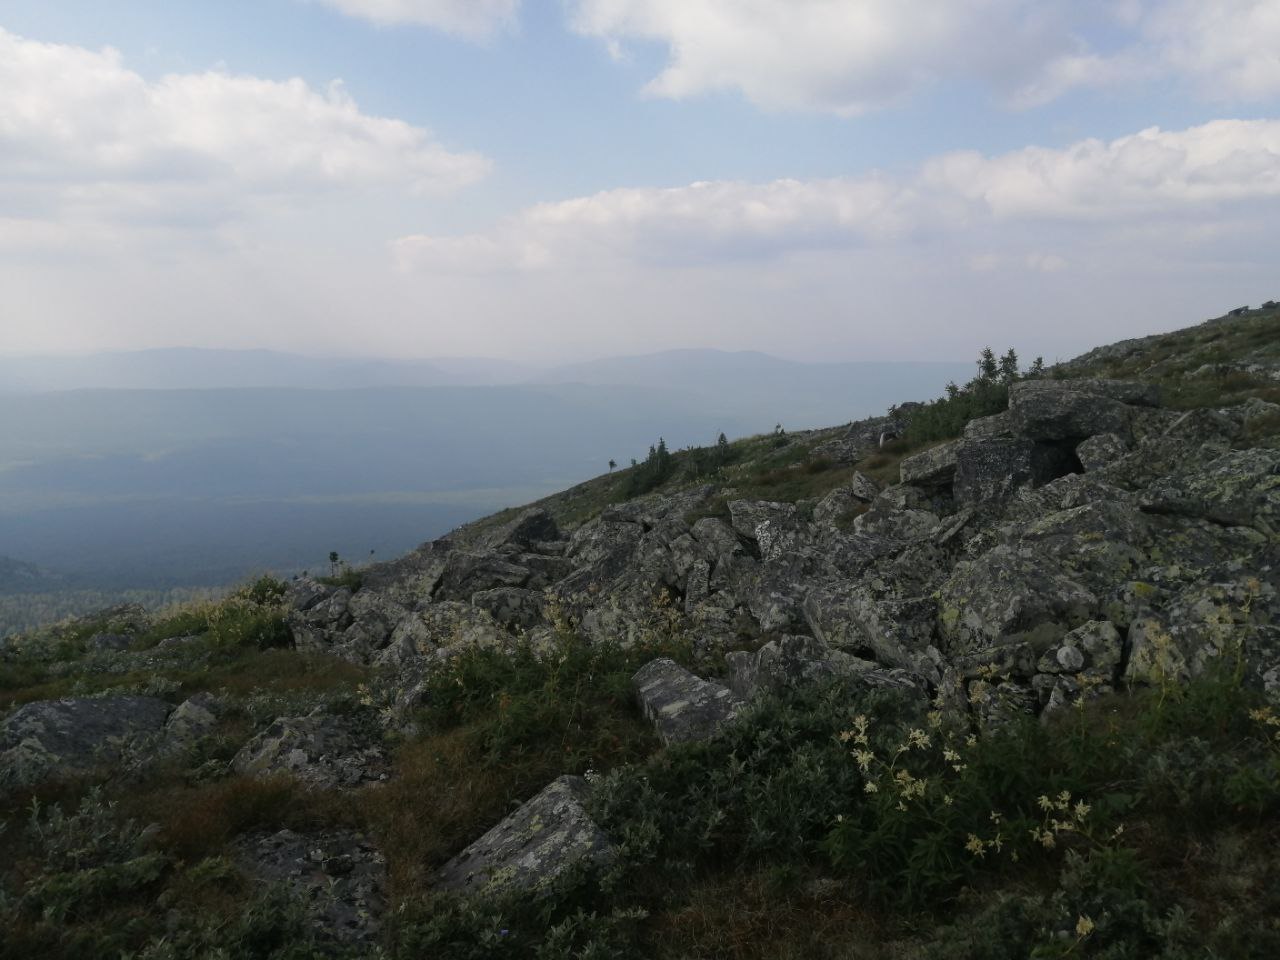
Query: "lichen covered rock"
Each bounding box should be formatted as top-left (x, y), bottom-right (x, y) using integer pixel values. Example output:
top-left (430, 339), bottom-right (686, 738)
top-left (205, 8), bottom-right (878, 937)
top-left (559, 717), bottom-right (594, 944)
top-left (435, 775), bottom-right (614, 897)
top-left (0, 695), bottom-right (171, 790)
top-left (633, 658), bottom-right (742, 745)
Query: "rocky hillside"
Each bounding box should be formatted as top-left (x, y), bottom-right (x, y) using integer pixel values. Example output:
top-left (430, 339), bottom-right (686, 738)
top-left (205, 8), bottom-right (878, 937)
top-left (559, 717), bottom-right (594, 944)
top-left (1, 303), bottom-right (1278, 958)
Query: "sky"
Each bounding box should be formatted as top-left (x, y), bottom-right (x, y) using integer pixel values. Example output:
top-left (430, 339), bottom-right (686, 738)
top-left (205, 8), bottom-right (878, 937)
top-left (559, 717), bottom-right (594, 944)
top-left (1, 0), bottom-right (1278, 364)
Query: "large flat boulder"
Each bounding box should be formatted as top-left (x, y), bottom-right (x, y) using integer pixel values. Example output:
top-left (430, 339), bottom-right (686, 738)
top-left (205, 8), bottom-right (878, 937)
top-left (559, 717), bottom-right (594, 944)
top-left (1009, 380), bottom-right (1140, 441)
top-left (435, 775), bottom-right (614, 897)
top-left (953, 438), bottom-right (1077, 506)
top-left (0, 695), bottom-right (172, 789)
top-left (633, 658), bottom-right (741, 745)
top-left (899, 440), bottom-right (962, 487)
top-left (232, 713), bottom-right (387, 789)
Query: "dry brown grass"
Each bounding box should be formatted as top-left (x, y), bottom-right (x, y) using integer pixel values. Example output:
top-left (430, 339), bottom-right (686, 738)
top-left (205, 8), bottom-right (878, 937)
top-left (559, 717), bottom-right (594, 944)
top-left (647, 870), bottom-right (892, 960)
top-left (188, 648), bottom-right (368, 699)
top-left (363, 725), bottom-right (564, 901)
top-left (128, 774), bottom-right (362, 863)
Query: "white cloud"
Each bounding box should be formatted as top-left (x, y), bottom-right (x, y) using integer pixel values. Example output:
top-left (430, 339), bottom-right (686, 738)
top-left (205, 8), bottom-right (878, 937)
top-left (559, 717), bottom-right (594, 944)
top-left (396, 118), bottom-right (1280, 272)
top-left (1145, 0), bottom-right (1280, 100)
top-left (307, 0), bottom-right (520, 38)
top-left (568, 0), bottom-right (1280, 113)
top-left (0, 27), bottom-right (490, 231)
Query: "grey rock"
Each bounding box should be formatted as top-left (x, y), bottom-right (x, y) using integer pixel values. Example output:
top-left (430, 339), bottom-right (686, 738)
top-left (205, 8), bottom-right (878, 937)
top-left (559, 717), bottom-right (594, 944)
top-left (232, 714), bottom-right (386, 789)
top-left (725, 634), bottom-right (919, 700)
top-left (953, 438), bottom-right (1075, 506)
top-left (288, 588), bottom-right (353, 652)
top-left (0, 696), bottom-right (172, 789)
top-left (1163, 408), bottom-right (1241, 445)
top-left (284, 576), bottom-right (331, 613)
top-left (848, 470), bottom-right (883, 502)
top-left (377, 601), bottom-right (506, 668)
top-left (237, 828), bottom-right (386, 946)
top-left (808, 471), bottom-right (881, 527)
top-left (899, 440), bottom-right (962, 487)
top-left (803, 584), bottom-right (936, 671)
top-left (851, 505), bottom-right (940, 541)
top-left (1138, 448), bottom-right (1279, 533)
top-left (812, 413), bottom-right (910, 464)
top-left (1076, 432), bottom-right (1131, 472)
top-left (1009, 380), bottom-right (1136, 441)
top-left (1035, 620), bottom-right (1123, 679)
top-left (875, 483), bottom-right (935, 512)
top-left (435, 775), bottom-right (614, 897)
top-left (471, 587), bottom-right (546, 630)
top-left (937, 546), bottom-right (1097, 655)
top-left (1013, 377), bottom-right (1161, 408)
top-left (437, 552), bottom-right (531, 599)
top-left (728, 500), bottom-right (798, 550)
top-left (964, 412), bottom-right (1014, 439)
top-left (158, 692), bottom-right (222, 758)
top-left (633, 658), bottom-right (741, 745)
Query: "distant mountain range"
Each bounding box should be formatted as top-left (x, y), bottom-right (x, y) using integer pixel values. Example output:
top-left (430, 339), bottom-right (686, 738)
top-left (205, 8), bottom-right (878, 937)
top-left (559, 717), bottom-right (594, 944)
top-left (0, 347), bottom-right (971, 429)
top-left (0, 348), bottom-right (535, 392)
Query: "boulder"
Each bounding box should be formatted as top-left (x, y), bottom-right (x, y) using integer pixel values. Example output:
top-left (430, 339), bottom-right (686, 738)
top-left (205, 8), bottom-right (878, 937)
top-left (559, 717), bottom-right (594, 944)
top-left (937, 546), bottom-right (1097, 655)
top-left (437, 552), bottom-right (532, 599)
top-left (1013, 377), bottom-right (1161, 408)
top-left (483, 507), bottom-right (561, 550)
top-left (803, 584), bottom-right (936, 671)
top-left (964, 412), bottom-right (1014, 439)
top-left (1009, 380), bottom-right (1137, 441)
top-left (236, 829), bottom-right (386, 947)
top-left (809, 471), bottom-right (882, 528)
top-left (899, 440), bottom-right (962, 487)
top-left (232, 713), bottom-right (386, 789)
top-left (632, 658), bottom-right (741, 745)
top-left (725, 634), bottom-right (919, 700)
top-left (1076, 433), bottom-right (1130, 472)
top-left (288, 588), bottom-right (353, 652)
top-left (158, 692), bottom-right (222, 758)
top-left (284, 576), bottom-right (331, 612)
top-left (471, 587), bottom-right (546, 630)
top-left (812, 413), bottom-right (909, 464)
top-left (953, 438), bottom-right (1076, 506)
top-left (728, 500), bottom-right (798, 550)
top-left (0, 696), bottom-right (172, 790)
top-left (377, 601), bottom-right (506, 668)
top-left (435, 775), bottom-right (614, 897)
top-left (1139, 448), bottom-right (1279, 533)
top-left (850, 504), bottom-right (940, 542)
top-left (1162, 408), bottom-right (1241, 445)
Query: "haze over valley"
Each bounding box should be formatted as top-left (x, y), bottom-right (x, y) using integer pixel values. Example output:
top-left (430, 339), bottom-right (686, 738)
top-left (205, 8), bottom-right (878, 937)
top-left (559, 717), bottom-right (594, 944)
top-left (0, 348), bottom-right (970, 630)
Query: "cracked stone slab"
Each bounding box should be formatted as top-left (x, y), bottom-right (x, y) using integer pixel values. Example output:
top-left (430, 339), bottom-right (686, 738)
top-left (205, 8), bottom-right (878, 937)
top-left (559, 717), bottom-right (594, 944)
top-left (435, 775), bottom-right (614, 898)
top-left (633, 657), bottom-right (741, 745)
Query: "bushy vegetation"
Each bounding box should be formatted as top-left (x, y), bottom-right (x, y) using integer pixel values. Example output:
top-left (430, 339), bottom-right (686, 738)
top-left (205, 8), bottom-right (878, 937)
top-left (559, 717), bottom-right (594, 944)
top-left (904, 347), bottom-right (1041, 444)
top-left (133, 576), bottom-right (292, 652)
top-left (391, 665), bottom-right (1280, 958)
top-left (4, 602), bottom-right (1279, 958)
